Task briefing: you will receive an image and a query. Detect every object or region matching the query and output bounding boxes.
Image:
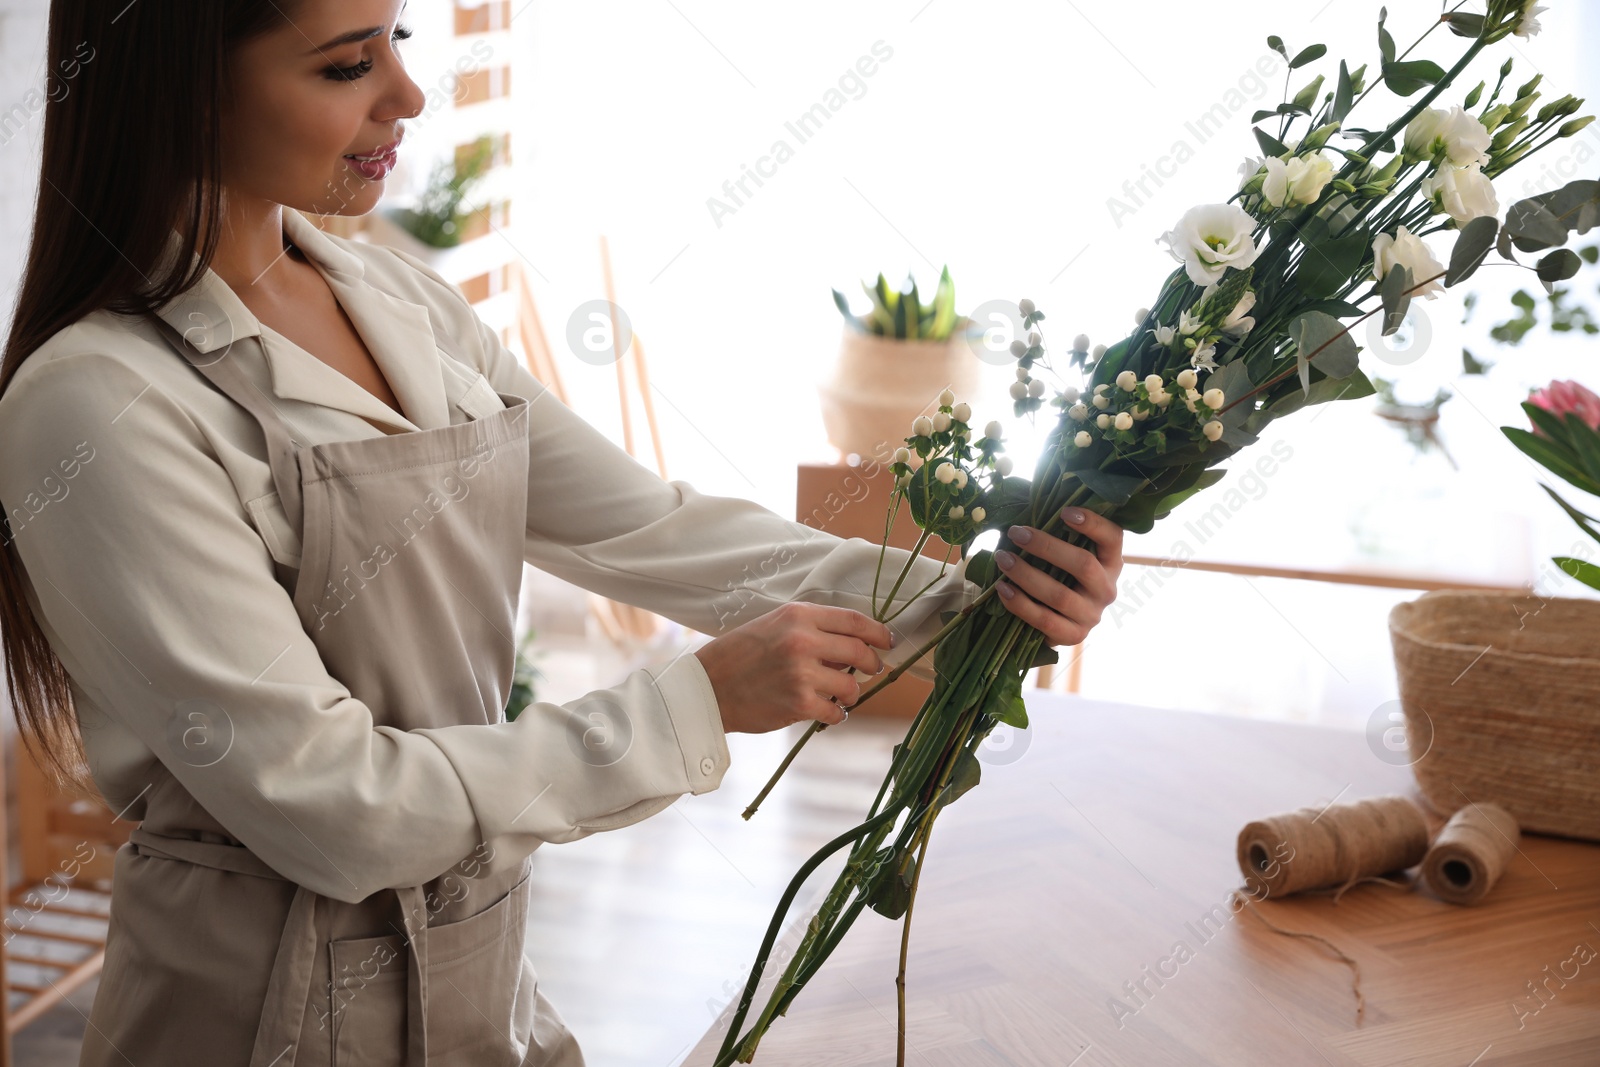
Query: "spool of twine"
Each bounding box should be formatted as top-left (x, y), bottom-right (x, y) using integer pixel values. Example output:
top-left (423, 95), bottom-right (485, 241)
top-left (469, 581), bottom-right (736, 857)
top-left (1420, 802), bottom-right (1520, 905)
top-left (1236, 795), bottom-right (1429, 899)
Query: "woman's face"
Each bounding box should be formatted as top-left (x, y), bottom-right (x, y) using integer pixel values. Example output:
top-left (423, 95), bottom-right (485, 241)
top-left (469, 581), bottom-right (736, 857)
top-left (219, 0), bottom-right (425, 218)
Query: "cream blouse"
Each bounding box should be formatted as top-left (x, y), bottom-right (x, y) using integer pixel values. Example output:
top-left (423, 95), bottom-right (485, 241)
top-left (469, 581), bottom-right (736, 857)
top-left (0, 208), bottom-right (979, 901)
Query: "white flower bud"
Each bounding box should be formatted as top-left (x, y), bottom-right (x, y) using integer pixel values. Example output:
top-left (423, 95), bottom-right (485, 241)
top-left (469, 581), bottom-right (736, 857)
top-left (1176, 368), bottom-right (1198, 390)
top-left (953, 401), bottom-right (971, 422)
top-left (1027, 378), bottom-right (1046, 398)
top-left (985, 420), bottom-right (1004, 440)
top-left (897, 471), bottom-right (912, 487)
top-left (1203, 420), bottom-right (1224, 441)
top-left (1116, 370), bottom-right (1139, 392)
top-left (1134, 308), bottom-right (1149, 324)
top-left (1091, 344), bottom-right (1107, 360)
top-left (938, 388), bottom-right (955, 408)
top-left (1009, 340), bottom-right (1028, 359)
top-left (934, 461), bottom-right (956, 484)
top-left (1096, 413), bottom-right (1112, 429)
top-left (1074, 430), bottom-right (1093, 447)
top-left (1094, 383), bottom-right (1111, 395)
top-left (1151, 389), bottom-right (1171, 407)
top-left (1060, 385), bottom-right (1081, 404)
top-left (1144, 374), bottom-right (1163, 393)
top-left (1093, 394), bottom-right (1110, 409)
top-left (971, 506), bottom-right (987, 522)
top-left (996, 456), bottom-right (1014, 476)
top-left (1018, 298), bottom-right (1036, 316)
top-left (952, 468), bottom-right (968, 490)
top-left (1009, 381), bottom-right (1028, 400)
top-left (1073, 333), bottom-right (1091, 352)
top-left (912, 416), bottom-right (933, 436)
top-left (948, 504), bottom-right (965, 519)
top-left (1114, 411), bottom-right (1134, 431)
top-left (1028, 331), bottom-right (1041, 347)
top-left (1015, 365), bottom-right (1031, 382)
top-left (892, 446), bottom-right (911, 464)
top-left (1185, 387), bottom-right (1202, 401)
top-left (1068, 402), bottom-right (1090, 421)
top-left (1203, 388), bottom-right (1226, 409)
top-left (1132, 408), bottom-right (1150, 421)
top-left (933, 411), bottom-right (952, 432)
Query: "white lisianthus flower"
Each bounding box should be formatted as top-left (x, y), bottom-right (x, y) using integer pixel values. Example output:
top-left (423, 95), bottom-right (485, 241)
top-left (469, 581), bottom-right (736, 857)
top-left (985, 420), bottom-right (1004, 439)
top-left (1372, 224), bottom-right (1447, 299)
top-left (1203, 387), bottom-right (1226, 409)
top-left (1096, 413), bottom-right (1112, 429)
top-left (1203, 420), bottom-right (1225, 442)
top-left (1009, 381), bottom-right (1028, 400)
top-left (1221, 290), bottom-right (1257, 337)
top-left (1068, 402), bottom-right (1090, 421)
top-left (1514, 2), bottom-right (1547, 38)
top-left (1190, 343), bottom-right (1219, 373)
top-left (933, 411), bottom-right (952, 432)
top-left (1160, 202), bottom-right (1263, 286)
top-left (952, 401), bottom-right (972, 422)
top-left (971, 506), bottom-right (986, 523)
top-left (1176, 368), bottom-right (1198, 390)
top-left (938, 387), bottom-right (955, 407)
top-left (1028, 379), bottom-right (1046, 398)
top-left (1116, 370), bottom-right (1139, 391)
top-left (1237, 155), bottom-right (1265, 191)
top-left (948, 505), bottom-right (965, 520)
top-left (912, 415), bottom-right (933, 436)
top-left (1113, 412), bottom-right (1134, 431)
top-left (952, 469), bottom-right (968, 490)
top-left (934, 461), bottom-right (956, 484)
top-left (1074, 431), bottom-right (1093, 448)
top-left (892, 446), bottom-right (911, 464)
top-left (996, 456), bottom-right (1014, 476)
top-left (1403, 106), bottom-right (1491, 167)
top-left (1421, 162), bottom-right (1499, 224)
top-left (1261, 154), bottom-right (1336, 208)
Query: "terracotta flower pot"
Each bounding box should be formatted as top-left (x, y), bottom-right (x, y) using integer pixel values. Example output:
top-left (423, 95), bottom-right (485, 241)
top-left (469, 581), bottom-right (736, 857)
top-left (817, 322), bottom-right (982, 463)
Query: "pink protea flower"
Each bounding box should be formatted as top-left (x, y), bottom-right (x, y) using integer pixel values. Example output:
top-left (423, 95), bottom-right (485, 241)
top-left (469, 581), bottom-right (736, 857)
top-left (1529, 380), bottom-right (1600, 434)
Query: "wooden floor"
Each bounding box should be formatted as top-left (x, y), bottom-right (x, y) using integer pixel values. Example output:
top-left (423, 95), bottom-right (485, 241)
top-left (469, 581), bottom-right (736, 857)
top-left (10, 631), bottom-right (909, 1067)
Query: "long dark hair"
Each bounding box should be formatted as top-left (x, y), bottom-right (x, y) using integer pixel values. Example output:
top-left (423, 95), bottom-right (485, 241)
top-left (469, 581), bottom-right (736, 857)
top-left (0, 1), bottom-right (298, 793)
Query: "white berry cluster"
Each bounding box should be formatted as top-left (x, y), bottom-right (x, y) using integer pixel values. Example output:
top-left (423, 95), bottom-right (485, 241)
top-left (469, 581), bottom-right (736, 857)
top-left (1066, 365), bottom-right (1227, 449)
top-left (890, 387), bottom-right (1012, 536)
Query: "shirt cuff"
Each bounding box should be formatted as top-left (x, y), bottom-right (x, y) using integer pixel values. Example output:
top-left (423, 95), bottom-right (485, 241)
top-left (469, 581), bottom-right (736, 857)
top-left (648, 647), bottom-right (730, 794)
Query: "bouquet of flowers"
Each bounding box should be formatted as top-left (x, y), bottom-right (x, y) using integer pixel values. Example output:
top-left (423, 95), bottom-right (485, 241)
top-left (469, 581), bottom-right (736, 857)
top-left (716, 3), bottom-right (1597, 1062)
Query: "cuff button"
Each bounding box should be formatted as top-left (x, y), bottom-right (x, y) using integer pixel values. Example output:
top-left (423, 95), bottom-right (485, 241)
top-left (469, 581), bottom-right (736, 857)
top-left (699, 756), bottom-right (715, 776)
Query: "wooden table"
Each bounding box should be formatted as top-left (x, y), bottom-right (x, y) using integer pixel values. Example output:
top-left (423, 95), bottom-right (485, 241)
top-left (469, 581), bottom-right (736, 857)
top-left (687, 693), bottom-right (1600, 1066)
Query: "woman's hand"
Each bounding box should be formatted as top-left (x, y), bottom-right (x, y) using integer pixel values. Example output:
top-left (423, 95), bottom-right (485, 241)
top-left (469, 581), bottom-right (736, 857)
top-left (692, 602), bottom-right (892, 734)
top-left (991, 506), bottom-right (1124, 648)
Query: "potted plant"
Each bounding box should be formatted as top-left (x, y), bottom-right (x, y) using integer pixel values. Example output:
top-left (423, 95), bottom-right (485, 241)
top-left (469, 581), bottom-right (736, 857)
top-left (817, 266), bottom-right (980, 461)
top-left (363, 134), bottom-right (504, 270)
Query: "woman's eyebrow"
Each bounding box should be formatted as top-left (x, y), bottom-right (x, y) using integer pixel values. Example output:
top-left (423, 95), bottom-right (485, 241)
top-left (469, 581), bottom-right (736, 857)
top-left (304, 0), bottom-right (409, 54)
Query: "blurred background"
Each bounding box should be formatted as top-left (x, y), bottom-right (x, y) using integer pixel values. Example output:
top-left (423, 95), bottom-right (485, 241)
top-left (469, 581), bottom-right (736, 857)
top-left (0, 0), bottom-right (1596, 1063)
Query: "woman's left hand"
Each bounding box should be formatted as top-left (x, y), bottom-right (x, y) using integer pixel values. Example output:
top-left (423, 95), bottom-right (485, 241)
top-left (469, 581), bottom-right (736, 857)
top-left (992, 506), bottom-right (1124, 648)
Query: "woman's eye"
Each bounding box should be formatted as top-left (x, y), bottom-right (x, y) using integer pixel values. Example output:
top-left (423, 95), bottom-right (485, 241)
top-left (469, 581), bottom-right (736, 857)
top-left (322, 23), bottom-right (412, 82)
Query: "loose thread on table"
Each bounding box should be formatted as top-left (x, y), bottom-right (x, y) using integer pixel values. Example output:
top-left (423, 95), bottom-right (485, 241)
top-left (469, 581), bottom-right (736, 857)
top-left (1230, 888), bottom-right (1366, 1023)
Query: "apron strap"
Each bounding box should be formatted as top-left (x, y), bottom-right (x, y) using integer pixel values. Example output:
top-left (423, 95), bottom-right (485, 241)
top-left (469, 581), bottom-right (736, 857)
top-left (144, 313), bottom-right (308, 535)
top-left (399, 885), bottom-right (431, 1065)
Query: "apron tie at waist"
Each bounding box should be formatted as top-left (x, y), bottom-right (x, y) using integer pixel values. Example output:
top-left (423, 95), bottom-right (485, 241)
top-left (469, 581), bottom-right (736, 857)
top-left (128, 827), bottom-right (431, 1066)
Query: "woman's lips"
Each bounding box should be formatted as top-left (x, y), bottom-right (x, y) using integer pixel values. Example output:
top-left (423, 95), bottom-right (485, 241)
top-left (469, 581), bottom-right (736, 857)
top-left (344, 143), bottom-right (398, 181)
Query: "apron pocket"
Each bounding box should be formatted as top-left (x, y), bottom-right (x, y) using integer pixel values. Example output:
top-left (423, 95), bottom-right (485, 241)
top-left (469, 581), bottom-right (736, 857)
top-left (328, 869), bottom-right (534, 1066)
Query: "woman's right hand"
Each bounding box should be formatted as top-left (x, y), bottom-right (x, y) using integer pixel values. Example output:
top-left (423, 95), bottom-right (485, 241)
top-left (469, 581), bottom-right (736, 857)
top-left (691, 602), bottom-right (895, 734)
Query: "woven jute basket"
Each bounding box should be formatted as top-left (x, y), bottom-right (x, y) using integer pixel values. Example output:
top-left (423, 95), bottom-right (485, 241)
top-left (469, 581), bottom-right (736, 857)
top-left (1389, 590), bottom-right (1600, 842)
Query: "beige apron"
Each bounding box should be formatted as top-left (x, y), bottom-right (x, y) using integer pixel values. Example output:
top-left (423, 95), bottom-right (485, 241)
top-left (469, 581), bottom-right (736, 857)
top-left (77, 313), bottom-right (586, 1066)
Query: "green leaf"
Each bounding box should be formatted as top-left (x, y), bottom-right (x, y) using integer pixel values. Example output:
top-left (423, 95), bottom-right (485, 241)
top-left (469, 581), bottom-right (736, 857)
top-left (1289, 43), bottom-right (1326, 70)
top-left (1333, 60), bottom-right (1354, 122)
top-left (1293, 230), bottom-right (1368, 300)
top-left (1265, 367), bottom-right (1376, 417)
top-left (1028, 643), bottom-right (1060, 669)
top-left (1267, 35), bottom-right (1287, 59)
top-left (982, 475), bottom-right (1033, 528)
top-left (1541, 483), bottom-right (1600, 548)
top-left (1074, 470), bottom-right (1146, 506)
top-left (1289, 309), bottom-right (1361, 392)
top-left (1502, 426), bottom-right (1600, 497)
top-left (1153, 469), bottom-right (1228, 518)
top-left (965, 548), bottom-right (998, 590)
top-left (866, 853), bottom-right (917, 920)
top-left (1383, 59), bottom-right (1446, 97)
top-left (1564, 412), bottom-right (1600, 487)
top-left (1377, 10), bottom-right (1396, 66)
top-left (1445, 12), bottom-right (1486, 38)
top-left (981, 670), bottom-right (1027, 729)
top-left (1381, 263), bottom-right (1413, 336)
top-left (1255, 127), bottom-right (1291, 159)
top-left (1537, 248), bottom-right (1584, 284)
top-left (1208, 359), bottom-right (1256, 429)
top-left (1505, 196), bottom-right (1571, 252)
top-left (1553, 557), bottom-right (1600, 592)
top-left (1446, 215), bottom-right (1500, 287)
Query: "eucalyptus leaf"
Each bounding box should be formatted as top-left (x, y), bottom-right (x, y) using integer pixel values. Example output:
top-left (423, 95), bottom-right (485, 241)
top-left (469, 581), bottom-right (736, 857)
top-left (1289, 310), bottom-right (1361, 392)
top-left (1383, 59), bottom-right (1446, 96)
top-left (1381, 263), bottom-right (1413, 336)
top-left (1293, 231), bottom-right (1367, 300)
top-left (1505, 196), bottom-right (1570, 252)
top-left (1333, 60), bottom-right (1354, 122)
top-left (1445, 215), bottom-right (1499, 287)
top-left (1255, 127), bottom-right (1290, 159)
top-left (1075, 469), bottom-right (1146, 507)
top-left (1289, 44), bottom-right (1327, 70)
top-left (1537, 248), bottom-right (1584, 283)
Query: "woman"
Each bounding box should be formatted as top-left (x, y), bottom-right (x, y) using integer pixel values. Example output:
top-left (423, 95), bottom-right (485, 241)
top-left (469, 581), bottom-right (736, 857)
top-left (0, 2), bottom-right (1124, 1064)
